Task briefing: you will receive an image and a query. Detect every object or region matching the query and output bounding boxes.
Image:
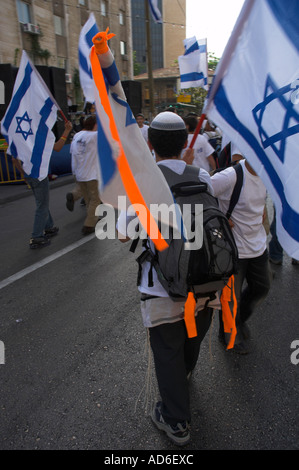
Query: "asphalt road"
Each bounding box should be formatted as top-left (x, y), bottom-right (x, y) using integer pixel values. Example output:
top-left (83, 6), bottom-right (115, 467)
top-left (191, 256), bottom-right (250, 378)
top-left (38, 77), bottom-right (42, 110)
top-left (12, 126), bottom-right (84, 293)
top-left (0, 182), bottom-right (298, 452)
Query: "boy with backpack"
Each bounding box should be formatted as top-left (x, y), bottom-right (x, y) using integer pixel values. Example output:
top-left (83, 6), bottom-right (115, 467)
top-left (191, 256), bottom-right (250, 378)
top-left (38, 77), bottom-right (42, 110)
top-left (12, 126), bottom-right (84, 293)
top-left (116, 112), bottom-right (234, 446)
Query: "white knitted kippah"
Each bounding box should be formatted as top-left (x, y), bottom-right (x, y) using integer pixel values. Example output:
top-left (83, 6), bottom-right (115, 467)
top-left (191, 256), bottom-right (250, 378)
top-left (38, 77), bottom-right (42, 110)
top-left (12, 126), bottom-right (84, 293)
top-left (150, 111), bottom-right (186, 131)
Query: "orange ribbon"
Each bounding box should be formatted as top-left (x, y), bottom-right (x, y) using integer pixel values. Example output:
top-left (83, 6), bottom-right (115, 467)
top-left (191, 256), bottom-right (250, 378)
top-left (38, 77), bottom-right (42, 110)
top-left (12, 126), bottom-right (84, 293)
top-left (184, 292), bottom-right (197, 338)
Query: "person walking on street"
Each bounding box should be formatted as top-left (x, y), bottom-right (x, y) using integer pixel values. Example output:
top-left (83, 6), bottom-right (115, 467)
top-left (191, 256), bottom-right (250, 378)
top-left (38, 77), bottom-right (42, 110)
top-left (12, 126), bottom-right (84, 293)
top-left (70, 115), bottom-right (101, 235)
top-left (20, 120), bottom-right (72, 249)
top-left (136, 113), bottom-right (149, 143)
top-left (117, 112), bottom-right (215, 446)
top-left (211, 153), bottom-right (272, 353)
top-left (182, 116), bottom-right (216, 172)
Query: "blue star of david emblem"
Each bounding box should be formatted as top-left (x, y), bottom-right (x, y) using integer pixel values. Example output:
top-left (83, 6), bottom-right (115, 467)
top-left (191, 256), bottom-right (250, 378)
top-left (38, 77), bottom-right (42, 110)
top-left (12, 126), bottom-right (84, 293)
top-left (15, 111), bottom-right (34, 141)
top-left (252, 75), bottom-right (299, 163)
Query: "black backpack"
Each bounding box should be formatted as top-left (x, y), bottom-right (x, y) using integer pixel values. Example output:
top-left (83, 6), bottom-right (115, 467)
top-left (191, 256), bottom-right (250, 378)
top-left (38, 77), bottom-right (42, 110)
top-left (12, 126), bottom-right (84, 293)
top-left (132, 164), bottom-right (239, 302)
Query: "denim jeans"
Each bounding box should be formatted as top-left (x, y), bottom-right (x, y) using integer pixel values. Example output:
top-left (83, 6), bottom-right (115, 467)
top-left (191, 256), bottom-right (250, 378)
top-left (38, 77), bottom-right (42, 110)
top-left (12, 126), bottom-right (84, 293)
top-left (26, 176), bottom-right (54, 238)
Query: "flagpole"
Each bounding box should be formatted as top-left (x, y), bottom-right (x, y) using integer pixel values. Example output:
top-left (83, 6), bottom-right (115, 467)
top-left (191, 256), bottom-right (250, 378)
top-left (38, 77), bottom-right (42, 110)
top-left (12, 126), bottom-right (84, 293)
top-left (145, 0), bottom-right (155, 119)
top-left (189, 0), bottom-right (255, 149)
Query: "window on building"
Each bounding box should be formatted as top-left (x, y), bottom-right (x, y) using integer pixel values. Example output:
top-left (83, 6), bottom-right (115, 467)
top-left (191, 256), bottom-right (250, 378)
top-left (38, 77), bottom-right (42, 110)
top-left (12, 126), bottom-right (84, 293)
top-left (101, 1), bottom-right (107, 16)
top-left (78, 0), bottom-right (86, 4)
top-left (120, 41), bottom-right (127, 56)
top-left (17, 0), bottom-right (31, 24)
top-left (57, 57), bottom-right (67, 69)
top-left (53, 15), bottom-right (64, 36)
top-left (119, 10), bottom-right (124, 25)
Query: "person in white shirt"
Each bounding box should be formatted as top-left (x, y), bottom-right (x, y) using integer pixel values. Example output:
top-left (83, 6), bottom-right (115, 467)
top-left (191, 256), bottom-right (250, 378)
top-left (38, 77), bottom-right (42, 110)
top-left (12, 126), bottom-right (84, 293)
top-left (181, 115), bottom-right (216, 172)
top-left (136, 113), bottom-right (149, 143)
top-left (117, 112), bottom-right (215, 446)
top-left (211, 151), bottom-right (271, 353)
top-left (70, 115), bottom-right (101, 235)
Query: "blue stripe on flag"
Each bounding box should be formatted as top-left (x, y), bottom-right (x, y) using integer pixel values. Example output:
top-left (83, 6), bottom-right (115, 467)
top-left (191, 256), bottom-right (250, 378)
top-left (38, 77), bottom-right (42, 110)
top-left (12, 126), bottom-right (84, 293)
top-left (111, 93), bottom-right (136, 127)
top-left (30, 97), bottom-right (56, 178)
top-left (85, 23), bottom-right (99, 47)
top-left (148, 0), bottom-right (162, 23)
top-left (214, 81), bottom-right (299, 242)
top-left (2, 62), bottom-right (32, 131)
top-left (267, 0), bottom-right (299, 54)
top-left (96, 114), bottom-right (116, 187)
top-left (10, 141), bottom-right (18, 158)
top-left (185, 42), bottom-right (199, 55)
top-left (180, 72), bottom-right (205, 83)
top-left (102, 62), bottom-right (120, 87)
top-left (78, 49), bottom-right (92, 79)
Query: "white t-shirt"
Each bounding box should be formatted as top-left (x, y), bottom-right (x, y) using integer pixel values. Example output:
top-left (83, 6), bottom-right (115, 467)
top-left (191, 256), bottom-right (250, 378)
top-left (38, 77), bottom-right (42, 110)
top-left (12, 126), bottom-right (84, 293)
top-left (211, 159), bottom-right (267, 258)
top-left (139, 124), bottom-right (149, 142)
top-left (70, 130), bottom-right (99, 181)
top-left (181, 133), bottom-right (214, 171)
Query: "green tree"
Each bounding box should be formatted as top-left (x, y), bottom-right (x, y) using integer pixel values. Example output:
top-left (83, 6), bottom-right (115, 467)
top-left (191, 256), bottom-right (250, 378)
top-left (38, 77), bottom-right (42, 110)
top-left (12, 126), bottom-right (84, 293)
top-left (176, 87), bottom-right (207, 115)
top-left (208, 52), bottom-right (220, 71)
top-left (30, 28), bottom-right (51, 65)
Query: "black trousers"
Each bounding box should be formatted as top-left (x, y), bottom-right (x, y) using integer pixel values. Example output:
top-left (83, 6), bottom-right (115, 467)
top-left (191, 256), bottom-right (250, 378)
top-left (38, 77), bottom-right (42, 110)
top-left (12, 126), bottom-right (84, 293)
top-left (149, 306), bottom-right (213, 426)
top-left (219, 250), bottom-right (272, 344)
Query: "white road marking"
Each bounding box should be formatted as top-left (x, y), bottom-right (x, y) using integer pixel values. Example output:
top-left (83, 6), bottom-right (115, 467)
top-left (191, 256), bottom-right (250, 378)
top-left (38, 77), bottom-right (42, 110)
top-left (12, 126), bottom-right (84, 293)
top-left (0, 233), bottom-right (95, 290)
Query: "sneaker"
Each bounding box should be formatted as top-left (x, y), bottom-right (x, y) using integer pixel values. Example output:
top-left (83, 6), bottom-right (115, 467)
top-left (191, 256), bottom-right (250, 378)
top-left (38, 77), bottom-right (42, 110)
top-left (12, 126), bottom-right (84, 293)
top-left (29, 236), bottom-right (51, 249)
top-left (44, 226), bottom-right (59, 237)
top-left (151, 401), bottom-right (190, 446)
top-left (66, 193), bottom-right (74, 211)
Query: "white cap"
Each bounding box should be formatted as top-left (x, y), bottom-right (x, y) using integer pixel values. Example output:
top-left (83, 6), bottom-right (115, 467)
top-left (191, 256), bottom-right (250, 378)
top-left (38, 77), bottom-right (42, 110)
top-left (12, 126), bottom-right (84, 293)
top-left (150, 112), bottom-right (186, 131)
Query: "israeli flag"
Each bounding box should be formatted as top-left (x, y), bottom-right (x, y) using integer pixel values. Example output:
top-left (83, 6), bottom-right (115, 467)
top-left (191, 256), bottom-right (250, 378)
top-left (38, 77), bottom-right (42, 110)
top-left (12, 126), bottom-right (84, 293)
top-left (1, 51), bottom-right (58, 181)
top-left (78, 13), bottom-right (99, 103)
top-left (206, 0), bottom-right (299, 259)
top-left (90, 33), bottom-right (178, 251)
top-left (178, 37), bottom-right (208, 90)
top-left (148, 0), bottom-right (162, 24)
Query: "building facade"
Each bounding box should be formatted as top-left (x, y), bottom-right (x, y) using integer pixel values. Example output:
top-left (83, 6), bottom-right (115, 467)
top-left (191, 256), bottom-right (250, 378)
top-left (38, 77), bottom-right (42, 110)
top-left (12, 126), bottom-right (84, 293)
top-left (131, 0), bottom-right (186, 74)
top-left (132, 0), bottom-right (186, 117)
top-left (0, 0), bottom-right (187, 118)
top-left (0, 0), bottom-right (134, 106)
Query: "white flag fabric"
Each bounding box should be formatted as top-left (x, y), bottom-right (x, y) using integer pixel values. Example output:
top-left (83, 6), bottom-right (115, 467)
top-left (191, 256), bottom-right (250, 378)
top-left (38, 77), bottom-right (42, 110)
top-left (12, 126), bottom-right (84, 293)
top-left (78, 13), bottom-right (99, 103)
top-left (206, 0), bottom-right (299, 259)
top-left (90, 31), bottom-right (177, 251)
top-left (148, 0), bottom-right (162, 24)
top-left (1, 50), bottom-right (58, 181)
top-left (178, 37), bottom-right (208, 90)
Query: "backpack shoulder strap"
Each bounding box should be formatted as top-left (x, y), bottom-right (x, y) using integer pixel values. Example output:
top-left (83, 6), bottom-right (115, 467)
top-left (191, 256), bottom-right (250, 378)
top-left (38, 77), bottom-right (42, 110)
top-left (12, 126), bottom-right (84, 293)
top-left (226, 163), bottom-right (244, 220)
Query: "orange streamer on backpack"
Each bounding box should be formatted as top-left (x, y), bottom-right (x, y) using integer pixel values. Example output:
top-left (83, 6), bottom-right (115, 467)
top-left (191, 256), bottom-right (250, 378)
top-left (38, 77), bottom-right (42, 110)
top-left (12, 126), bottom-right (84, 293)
top-left (184, 292), bottom-right (197, 338)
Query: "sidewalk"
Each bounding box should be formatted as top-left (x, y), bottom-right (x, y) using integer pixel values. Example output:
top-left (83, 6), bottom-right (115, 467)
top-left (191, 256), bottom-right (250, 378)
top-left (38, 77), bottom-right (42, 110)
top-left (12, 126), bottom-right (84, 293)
top-left (0, 175), bottom-right (75, 205)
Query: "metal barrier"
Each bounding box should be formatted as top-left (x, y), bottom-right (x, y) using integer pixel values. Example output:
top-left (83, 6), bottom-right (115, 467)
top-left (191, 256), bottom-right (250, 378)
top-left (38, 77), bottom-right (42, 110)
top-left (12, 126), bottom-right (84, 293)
top-left (0, 139), bottom-right (25, 184)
